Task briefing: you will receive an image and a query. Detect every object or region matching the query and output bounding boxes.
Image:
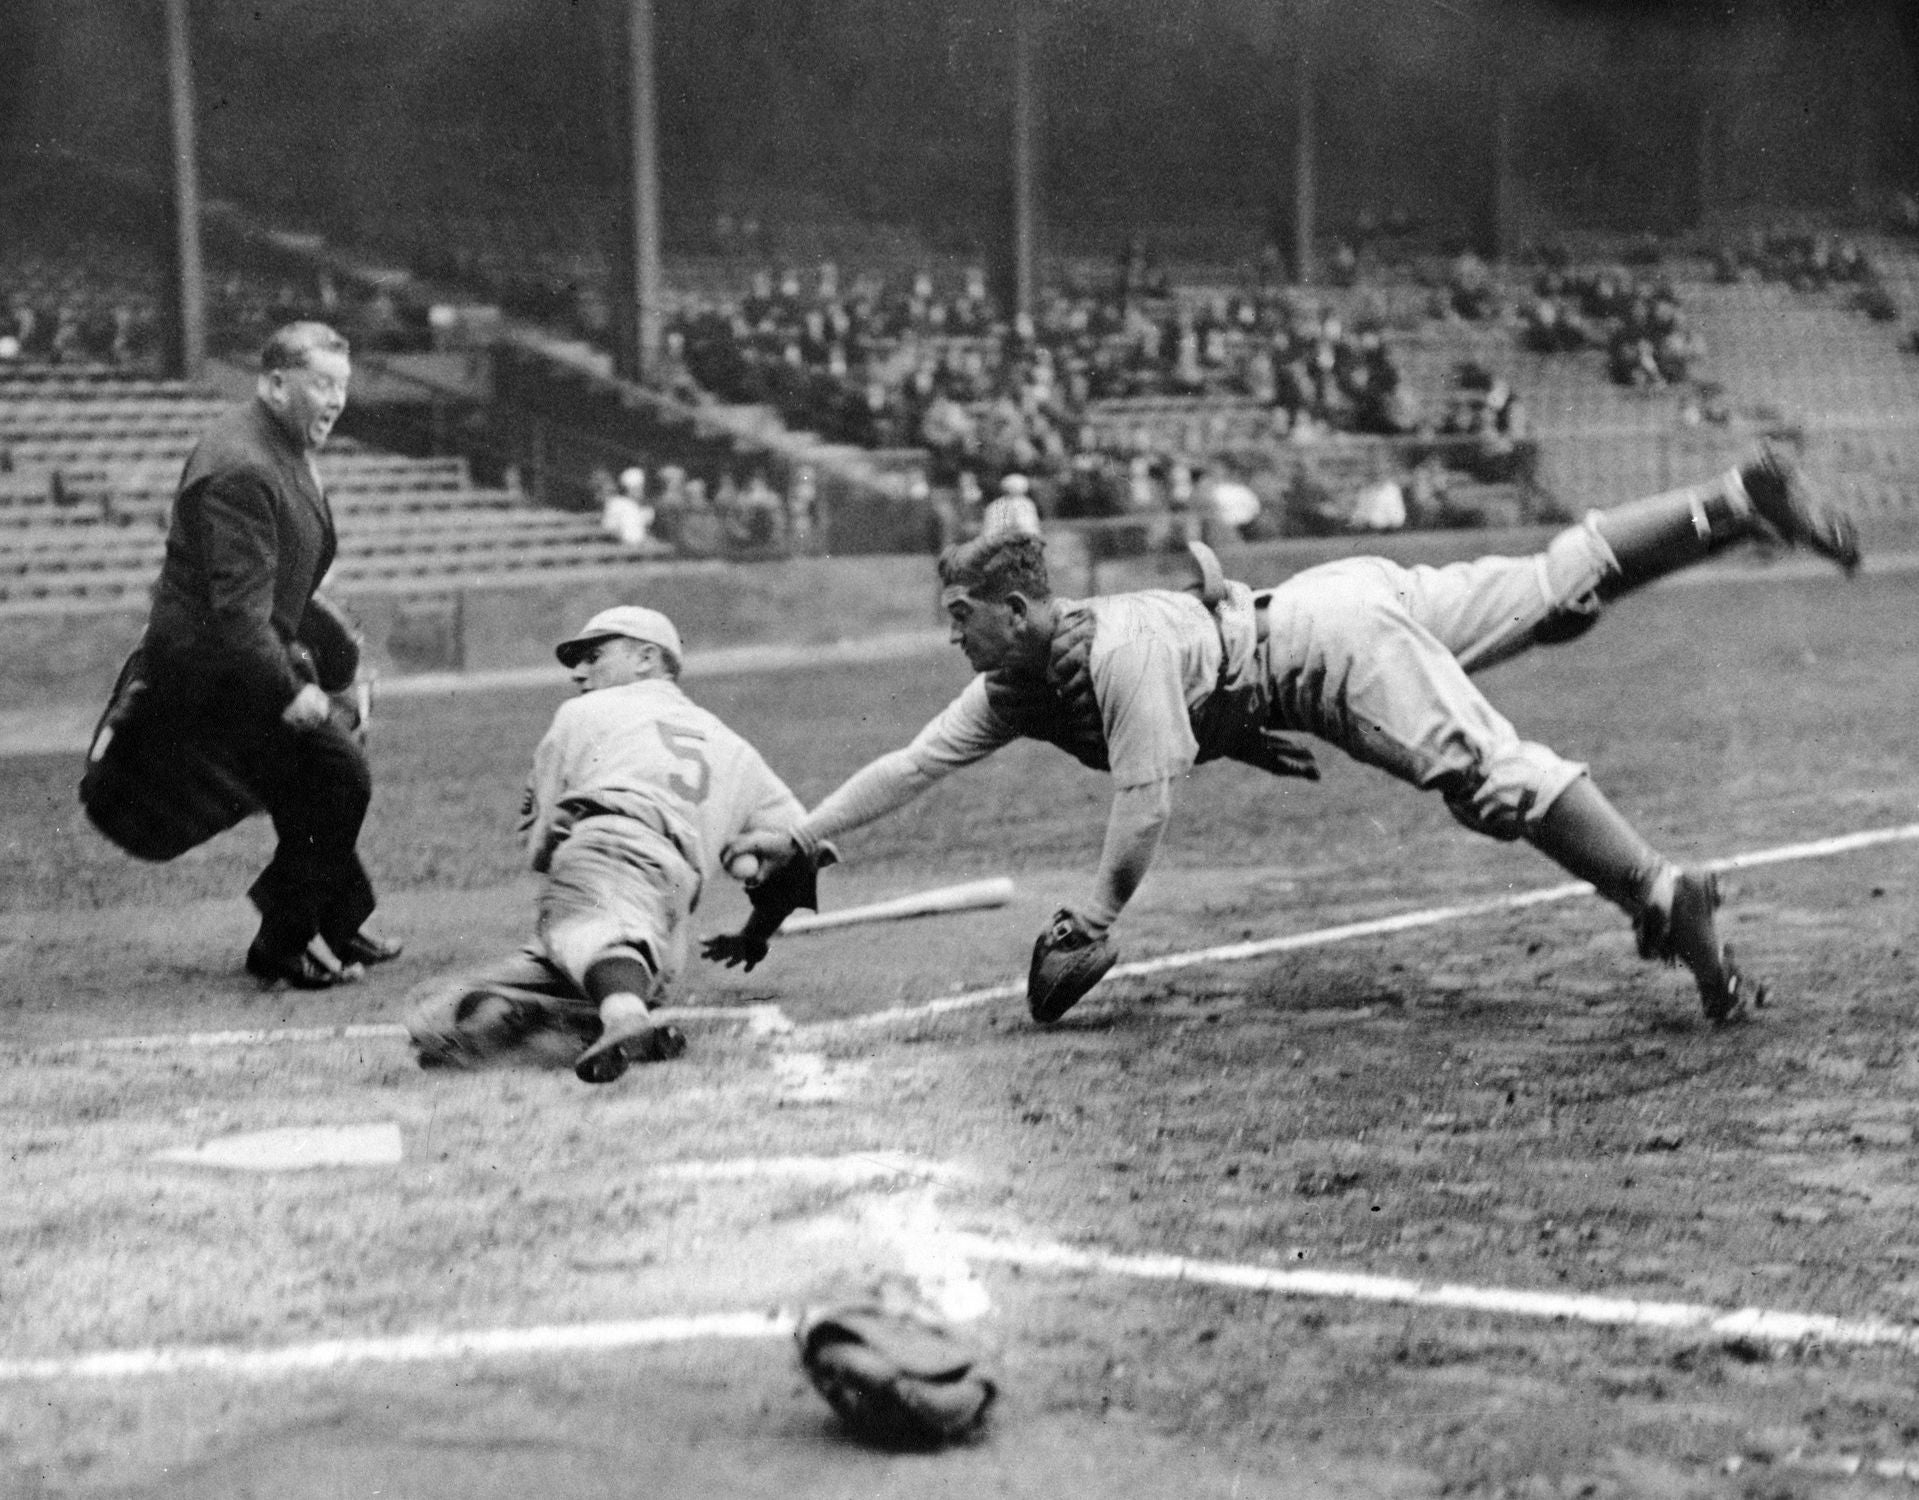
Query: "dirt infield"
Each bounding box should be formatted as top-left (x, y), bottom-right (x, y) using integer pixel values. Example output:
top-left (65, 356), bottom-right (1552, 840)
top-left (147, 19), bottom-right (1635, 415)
top-left (4, 566), bottom-right (1918, 1497)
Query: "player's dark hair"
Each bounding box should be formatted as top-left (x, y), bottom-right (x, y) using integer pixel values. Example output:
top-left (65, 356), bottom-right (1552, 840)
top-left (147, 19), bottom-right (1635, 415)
top-left (938, 532), bottom-right (1051, 602)
top-left (261, 321), bottom-right (350, 373)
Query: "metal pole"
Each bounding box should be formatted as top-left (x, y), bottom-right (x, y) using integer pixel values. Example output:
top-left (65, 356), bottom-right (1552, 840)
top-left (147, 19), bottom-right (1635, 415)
top-left (1291, 0), bottom-right (1317, 286)
top-left (619, 0), bottom-right (664, 382)
top-left (163, 0), bottom-right (206, 380)
top-left (1488, 46), bottom-right (1513, 261)
top-left (1010, 0), bottom-right (1040, 325)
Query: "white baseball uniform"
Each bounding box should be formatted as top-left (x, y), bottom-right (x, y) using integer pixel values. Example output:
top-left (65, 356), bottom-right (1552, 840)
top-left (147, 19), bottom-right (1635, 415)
top-left (795, 515), bottom-right (1624, 930)
top-left (406, 677), bottom-right (803, 1062)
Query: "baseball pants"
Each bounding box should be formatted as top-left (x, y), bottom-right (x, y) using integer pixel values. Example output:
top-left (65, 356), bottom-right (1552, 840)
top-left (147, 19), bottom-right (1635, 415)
top-left (406, 815), bottom-right (697, 1066)
top-left (1262, 517), bottom-right (1618, 838)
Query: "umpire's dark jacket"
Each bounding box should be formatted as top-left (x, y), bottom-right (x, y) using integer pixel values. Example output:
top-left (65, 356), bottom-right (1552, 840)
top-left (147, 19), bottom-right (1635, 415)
top-left (145, 397), bottom-right (337, 716)
top-left (82, 398), bottom-right (348, 862)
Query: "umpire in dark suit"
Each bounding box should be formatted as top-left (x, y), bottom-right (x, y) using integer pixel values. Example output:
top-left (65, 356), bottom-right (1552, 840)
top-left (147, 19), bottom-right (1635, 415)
top-left (140, 320), bottom-right (399, 988)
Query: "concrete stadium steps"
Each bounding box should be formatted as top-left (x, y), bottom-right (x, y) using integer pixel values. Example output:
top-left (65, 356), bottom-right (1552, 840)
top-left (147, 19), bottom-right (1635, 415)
top-left (5, 505), bottom-right (618, 553)
top-left (2, 399), bottom-right (233, 421)
top-left (0, 452), bottom-right (478, 513)
top-left (1079, 396), bottom-right (1280, 451)
top-left (1, 506), bottom-right (633, 565)
top-left (0, 368), bottom-right (189, 397)
top-left (1683, 282), bottom-right (1919, 425)
top-left (0, 530), bottom-right (667, 608)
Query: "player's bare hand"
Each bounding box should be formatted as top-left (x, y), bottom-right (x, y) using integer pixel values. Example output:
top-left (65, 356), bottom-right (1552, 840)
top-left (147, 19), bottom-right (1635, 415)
top-left (702, 930), bottom-right (770, 971)
top-left (281, 683), bottom-right (332, 730)
top-left (730, 828), bottom-right (800, 870)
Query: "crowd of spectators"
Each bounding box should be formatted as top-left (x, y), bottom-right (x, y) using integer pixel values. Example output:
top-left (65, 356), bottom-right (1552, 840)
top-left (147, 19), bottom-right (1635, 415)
top-left (1519, 264), bottom-right (1707, 390)
top-left (664, 259), bottom-right (1442, 494)
top-left (0, 240), bottom-right (164, 369)
top-left (591, 462), bottom-right (806, 561)
top-left (1712, 228), bottom-right (1901, 324)
top-left (0, 241), bottom-right (433, 371)
top-left (638, 240), bottom-right (1585, 547)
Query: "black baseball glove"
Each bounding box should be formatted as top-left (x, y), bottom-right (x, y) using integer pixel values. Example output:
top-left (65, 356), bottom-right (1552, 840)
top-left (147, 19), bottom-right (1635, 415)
top-left (700, 837), bottom-right (839, 971)
top-left (796, 1304), bottom-right (996, 1450)
top-left (1027, 907), bottom-right (1118, 1023)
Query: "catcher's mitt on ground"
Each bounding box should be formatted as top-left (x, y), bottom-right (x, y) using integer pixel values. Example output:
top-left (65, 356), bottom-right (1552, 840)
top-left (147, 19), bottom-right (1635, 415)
top-left (1027, 907), bottom-right (1117, 1023)
top-left (796, 1305), bottom-right (996, 1449)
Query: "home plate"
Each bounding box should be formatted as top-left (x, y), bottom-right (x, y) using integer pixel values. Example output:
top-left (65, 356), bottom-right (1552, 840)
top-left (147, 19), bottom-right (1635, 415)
top-left (153, 1123), bottom-right (403, 1171)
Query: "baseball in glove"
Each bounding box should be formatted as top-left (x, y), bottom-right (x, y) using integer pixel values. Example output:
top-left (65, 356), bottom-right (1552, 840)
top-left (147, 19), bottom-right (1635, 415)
top-left (796, 1305), bottom-right (996, 1450)
top-left (1027, 907), bottom-right (1117, 1023)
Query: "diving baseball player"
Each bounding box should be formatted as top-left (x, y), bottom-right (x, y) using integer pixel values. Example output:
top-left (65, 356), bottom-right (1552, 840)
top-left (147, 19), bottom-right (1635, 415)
top-left (733, 448), bottom-right (1861, 1025)
top-left (405, 605), bottom-right (828, 1083)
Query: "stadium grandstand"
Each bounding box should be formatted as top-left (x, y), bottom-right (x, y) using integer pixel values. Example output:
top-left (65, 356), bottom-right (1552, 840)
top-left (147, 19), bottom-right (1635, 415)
top-left (2, 0), bottom-right (1916, 703)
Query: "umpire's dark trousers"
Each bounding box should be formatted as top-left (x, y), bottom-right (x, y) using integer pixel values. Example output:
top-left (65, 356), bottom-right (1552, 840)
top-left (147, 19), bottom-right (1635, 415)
top-left (239, 714), bottom-right (377, 956)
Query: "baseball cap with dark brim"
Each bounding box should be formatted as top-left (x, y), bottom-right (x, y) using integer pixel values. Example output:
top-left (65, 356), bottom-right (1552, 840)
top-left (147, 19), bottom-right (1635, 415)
top-left (555, 605), bottom-right (685, 669)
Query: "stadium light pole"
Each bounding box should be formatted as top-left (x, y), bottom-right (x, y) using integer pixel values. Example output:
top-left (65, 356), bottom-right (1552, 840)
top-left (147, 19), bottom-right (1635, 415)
top-left (1487, 30), bottom-right (1514, 262)
top-left (1289, 0), bottom-right (1318, 286)
top-left (612, 0), bottom-right (664, 384)
top-left (1009, 0), bottom-right (1042, 326)
top-left (162, 0), bottom-right (207, 381)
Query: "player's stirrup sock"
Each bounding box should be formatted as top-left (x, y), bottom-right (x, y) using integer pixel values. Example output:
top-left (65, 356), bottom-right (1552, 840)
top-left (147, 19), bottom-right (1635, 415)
top-left (1525, 776), bottom-right (1668, 916)
top-left (583, 952), bottom-right (656, 1007)
top-left (1591, 467), bottom-right (1757, 598)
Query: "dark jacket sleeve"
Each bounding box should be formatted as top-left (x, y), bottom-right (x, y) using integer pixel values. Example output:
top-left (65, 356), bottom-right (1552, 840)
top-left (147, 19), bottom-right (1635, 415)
top-left (188, 471), bottom-right (305, 713)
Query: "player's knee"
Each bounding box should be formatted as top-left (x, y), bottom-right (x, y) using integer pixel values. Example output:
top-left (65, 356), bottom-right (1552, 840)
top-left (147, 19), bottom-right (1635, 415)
top-left (1443, 745), bottom-right (1586, 840)
top-left (402, 978), bottom-right (479, 1045)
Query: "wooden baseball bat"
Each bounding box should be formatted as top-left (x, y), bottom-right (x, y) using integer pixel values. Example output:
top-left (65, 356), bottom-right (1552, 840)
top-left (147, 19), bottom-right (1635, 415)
top-left (782, 876), bottom-right (1016, 935)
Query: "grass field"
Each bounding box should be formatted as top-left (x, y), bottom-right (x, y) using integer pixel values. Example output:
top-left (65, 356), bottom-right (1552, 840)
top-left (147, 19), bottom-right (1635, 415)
top-left (3, 563), bottom-right (1918, 1498)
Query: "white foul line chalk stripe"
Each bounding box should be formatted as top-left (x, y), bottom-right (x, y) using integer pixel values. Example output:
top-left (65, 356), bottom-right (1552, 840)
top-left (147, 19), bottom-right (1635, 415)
top-left (951, 1235), bottom-right (1919, 1354)
top-left (20, 822), bottom-right (1919, 1057)
top-left (824, 819), bottom-right (1919, 1034)
top-left (13, 1227), bottom-right (1919, 1384)
top-left (0, 1311), bottom-right (793, 1384)
top-left (21, 1003), bottom-right (785, 1060)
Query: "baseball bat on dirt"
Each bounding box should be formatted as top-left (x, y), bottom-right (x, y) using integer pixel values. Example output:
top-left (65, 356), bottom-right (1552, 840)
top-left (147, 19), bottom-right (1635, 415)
top-left (781, 876), bottom-right (1016, 935)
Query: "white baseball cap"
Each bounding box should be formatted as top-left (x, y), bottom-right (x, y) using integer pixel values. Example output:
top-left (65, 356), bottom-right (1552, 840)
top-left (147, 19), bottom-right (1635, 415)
top-left (555, 605), bottom-right (684, 670)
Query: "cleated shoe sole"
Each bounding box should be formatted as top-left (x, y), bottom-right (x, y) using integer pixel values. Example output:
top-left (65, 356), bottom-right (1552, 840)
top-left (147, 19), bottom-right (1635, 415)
top-left (1745, 448), bottom-right (1862, 574)
top-left (574, 1022), bottom-right (688, 1084)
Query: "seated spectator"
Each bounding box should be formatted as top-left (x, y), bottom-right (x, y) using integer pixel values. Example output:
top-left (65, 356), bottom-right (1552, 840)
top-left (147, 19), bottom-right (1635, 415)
top-left (1348, 477), bottom-right (1409, 532)
top-left (1054, 452), bottom-right (1124, 521)
top-left (981, 473), bottom-right (1042, 538)
top-left (1197, 468), bottom-right (1264, 541)
top-left (1442, 250), bottom-right (1497, 321)
top-left (786, 467), bottom-right (819, 555)
top-left (725, 471), bottom-right (787, 556)
top-left (676, 478), bottom-right (724, 558)
top-left (601, 467), bottom-right (656, 548)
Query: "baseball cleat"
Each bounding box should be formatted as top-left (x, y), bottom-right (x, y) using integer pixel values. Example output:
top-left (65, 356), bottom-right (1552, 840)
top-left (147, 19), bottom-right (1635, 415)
top-left (333, 929), bottom-right (404, 967)
top-left (245, 941), bottom-right (360, 990)
top-left (574, 1021), bottom-right (687, 1084)
top-left (1633, 869), bottom-right (1765, 1023)
top-left (1742, 447), bottom-right (1862, 574)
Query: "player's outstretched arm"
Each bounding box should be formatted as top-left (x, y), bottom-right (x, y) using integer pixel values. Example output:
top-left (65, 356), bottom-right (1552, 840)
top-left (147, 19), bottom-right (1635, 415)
top-left (729, 747), bottom-right (946, 872)
top-left (1078, 777), bottom-right (1174, 936)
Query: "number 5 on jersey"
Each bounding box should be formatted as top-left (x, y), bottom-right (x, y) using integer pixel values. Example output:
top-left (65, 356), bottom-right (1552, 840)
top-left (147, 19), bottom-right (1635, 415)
top-left (657, 722), bottom-right (711, 804)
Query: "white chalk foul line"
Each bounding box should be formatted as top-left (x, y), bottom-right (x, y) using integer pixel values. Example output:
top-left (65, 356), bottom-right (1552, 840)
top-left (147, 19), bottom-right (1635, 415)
top-left (20, 821), bottom-right (1919, 1058)
top-left (0, 1152), bottom-right (984, 1385)
top-left (15, 1224), bottom-right (1918, 1385)
top-left (18, 1002), bottom-right (783, 1061)
top-left (0, 1311), bottom-right (793, 1384)
top-left (952, 1235), bottom-right (1919, 1354)
top-left (822, 819), bottom-right (1919, 1034)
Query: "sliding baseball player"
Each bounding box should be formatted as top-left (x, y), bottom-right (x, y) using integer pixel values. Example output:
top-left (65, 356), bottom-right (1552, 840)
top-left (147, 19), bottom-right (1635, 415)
top-left (405, 605), bottom-right (829, 1082)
